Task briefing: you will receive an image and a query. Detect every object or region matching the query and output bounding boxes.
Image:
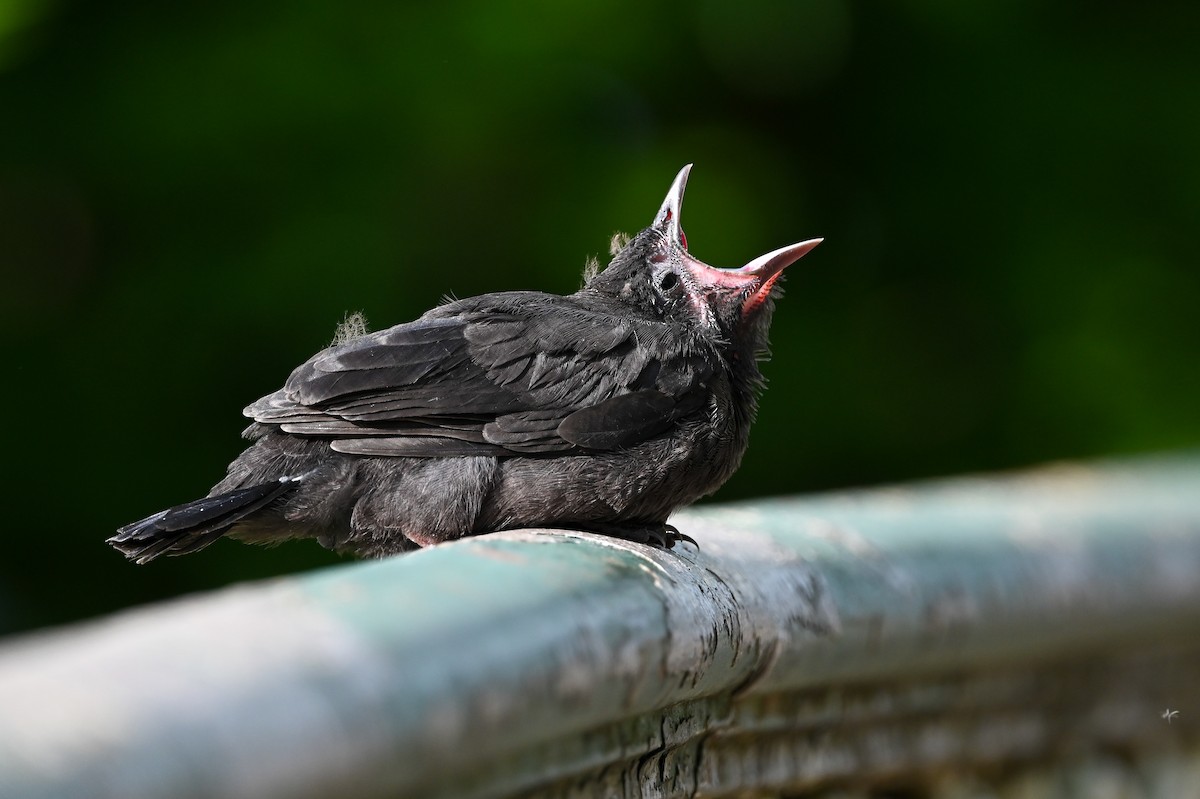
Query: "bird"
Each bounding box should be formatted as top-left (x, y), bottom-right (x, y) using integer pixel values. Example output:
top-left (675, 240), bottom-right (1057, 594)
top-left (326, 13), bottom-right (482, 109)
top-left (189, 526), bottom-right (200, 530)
top-left (109, 165), bottom-right (821, 563)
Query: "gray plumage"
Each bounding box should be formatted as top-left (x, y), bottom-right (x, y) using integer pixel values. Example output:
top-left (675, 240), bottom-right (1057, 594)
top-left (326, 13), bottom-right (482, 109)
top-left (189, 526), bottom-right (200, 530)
top-left (109, 166), bottom-right (821, 563)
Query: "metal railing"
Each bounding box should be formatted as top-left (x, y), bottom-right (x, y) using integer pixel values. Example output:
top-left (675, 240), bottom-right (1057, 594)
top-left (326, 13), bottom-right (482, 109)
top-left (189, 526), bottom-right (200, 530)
top-left (2, 454), bottom-right (1199, 798)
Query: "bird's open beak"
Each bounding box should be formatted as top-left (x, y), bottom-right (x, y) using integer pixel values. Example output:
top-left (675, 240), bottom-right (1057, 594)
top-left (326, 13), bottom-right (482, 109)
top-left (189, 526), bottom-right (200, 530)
top-left (653, 164), bottom-right (693, 250)
top-left (653, 164), bottom-right (823, 319)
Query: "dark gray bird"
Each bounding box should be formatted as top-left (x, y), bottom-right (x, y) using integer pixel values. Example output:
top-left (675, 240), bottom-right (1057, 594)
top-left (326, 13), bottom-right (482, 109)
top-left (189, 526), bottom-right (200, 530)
top-left (109, 165), bottom-right (821, 563)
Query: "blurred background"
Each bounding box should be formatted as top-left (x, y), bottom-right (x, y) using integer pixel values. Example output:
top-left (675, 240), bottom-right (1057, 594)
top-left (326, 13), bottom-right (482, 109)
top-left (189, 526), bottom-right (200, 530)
top-left (1, 1), bottom-right (1197, 636)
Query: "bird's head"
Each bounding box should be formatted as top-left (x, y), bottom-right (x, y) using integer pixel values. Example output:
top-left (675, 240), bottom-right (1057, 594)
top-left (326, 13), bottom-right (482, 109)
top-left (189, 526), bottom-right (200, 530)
top-left (585, 165), bottom-right (821, 358)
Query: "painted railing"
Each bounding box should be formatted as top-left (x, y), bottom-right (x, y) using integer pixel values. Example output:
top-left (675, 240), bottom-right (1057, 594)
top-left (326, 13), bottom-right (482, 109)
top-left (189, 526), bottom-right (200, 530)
top-left (2, 454), bottom-right (1199, 798)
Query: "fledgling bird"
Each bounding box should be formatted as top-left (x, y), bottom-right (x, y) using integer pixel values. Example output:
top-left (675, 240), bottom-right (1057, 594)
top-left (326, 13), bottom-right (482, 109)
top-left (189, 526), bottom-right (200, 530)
top-left (109, 166), bottom-right (821, 563)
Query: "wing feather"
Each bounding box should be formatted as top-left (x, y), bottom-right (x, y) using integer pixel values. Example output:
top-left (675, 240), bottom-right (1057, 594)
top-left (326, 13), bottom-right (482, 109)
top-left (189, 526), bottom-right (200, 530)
top-left (245, 294), bottom-right (715, 457)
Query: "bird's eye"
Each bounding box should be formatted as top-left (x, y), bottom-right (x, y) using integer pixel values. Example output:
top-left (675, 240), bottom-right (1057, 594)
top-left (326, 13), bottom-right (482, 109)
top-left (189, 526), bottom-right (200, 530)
top-left (659, 272), bottom-right (679, 291)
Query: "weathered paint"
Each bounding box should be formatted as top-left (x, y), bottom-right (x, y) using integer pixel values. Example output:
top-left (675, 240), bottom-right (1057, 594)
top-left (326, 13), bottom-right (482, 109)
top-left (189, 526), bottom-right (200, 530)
top-left (0, 454), bottom-right (1198, 798)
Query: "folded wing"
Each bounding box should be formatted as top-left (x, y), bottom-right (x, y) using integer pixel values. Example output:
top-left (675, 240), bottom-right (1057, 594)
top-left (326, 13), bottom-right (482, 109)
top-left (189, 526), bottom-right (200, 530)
top-left (244, 293), bottom-right (714, 457)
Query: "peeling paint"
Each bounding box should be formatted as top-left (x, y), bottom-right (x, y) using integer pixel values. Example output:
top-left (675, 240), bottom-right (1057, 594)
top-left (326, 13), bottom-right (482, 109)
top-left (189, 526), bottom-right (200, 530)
top-left (1, 456), bottom-right (1199, 798)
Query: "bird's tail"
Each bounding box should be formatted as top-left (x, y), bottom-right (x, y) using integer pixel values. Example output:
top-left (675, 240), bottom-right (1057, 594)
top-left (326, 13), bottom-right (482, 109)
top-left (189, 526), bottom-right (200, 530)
top-left (108, 479), bottom-right (299, 564)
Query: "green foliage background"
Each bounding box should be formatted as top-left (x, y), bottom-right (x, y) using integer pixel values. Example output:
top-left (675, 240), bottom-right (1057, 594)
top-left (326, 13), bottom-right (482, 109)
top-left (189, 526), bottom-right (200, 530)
top-left (2, 1), bottom-right (1197, 635)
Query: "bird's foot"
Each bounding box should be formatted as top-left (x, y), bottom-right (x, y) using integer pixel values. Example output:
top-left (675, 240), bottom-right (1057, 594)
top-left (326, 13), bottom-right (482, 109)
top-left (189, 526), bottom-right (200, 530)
top-left (560, 521), bottom-right (698, 551)
top-left (653, 523), bottom-right (699, 551)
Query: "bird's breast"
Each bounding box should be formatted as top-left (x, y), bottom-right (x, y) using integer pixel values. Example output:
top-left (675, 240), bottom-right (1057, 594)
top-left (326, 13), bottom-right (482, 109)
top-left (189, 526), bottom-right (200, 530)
top-left (478, 379), bottom-right (750, 530)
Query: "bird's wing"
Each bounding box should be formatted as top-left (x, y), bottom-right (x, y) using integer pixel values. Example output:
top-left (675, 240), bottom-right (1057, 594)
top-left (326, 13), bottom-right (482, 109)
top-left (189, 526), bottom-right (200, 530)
top-left (245, 294), bottom-right (714, 457)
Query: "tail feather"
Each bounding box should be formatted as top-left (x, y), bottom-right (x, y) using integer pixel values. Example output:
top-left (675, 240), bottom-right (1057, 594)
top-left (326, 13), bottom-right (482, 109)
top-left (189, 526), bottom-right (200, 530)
top-left (109, 480), bottom-right (299, 564)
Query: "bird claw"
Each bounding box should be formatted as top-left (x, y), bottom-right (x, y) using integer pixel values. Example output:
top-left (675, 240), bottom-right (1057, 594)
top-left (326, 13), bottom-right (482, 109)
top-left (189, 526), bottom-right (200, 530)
top-left (624, 521), bottom-right (699, 551)
top-left (557, 521), bottom-right (699, 552)
top-left (656, 523), bottom-right (699, 551)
